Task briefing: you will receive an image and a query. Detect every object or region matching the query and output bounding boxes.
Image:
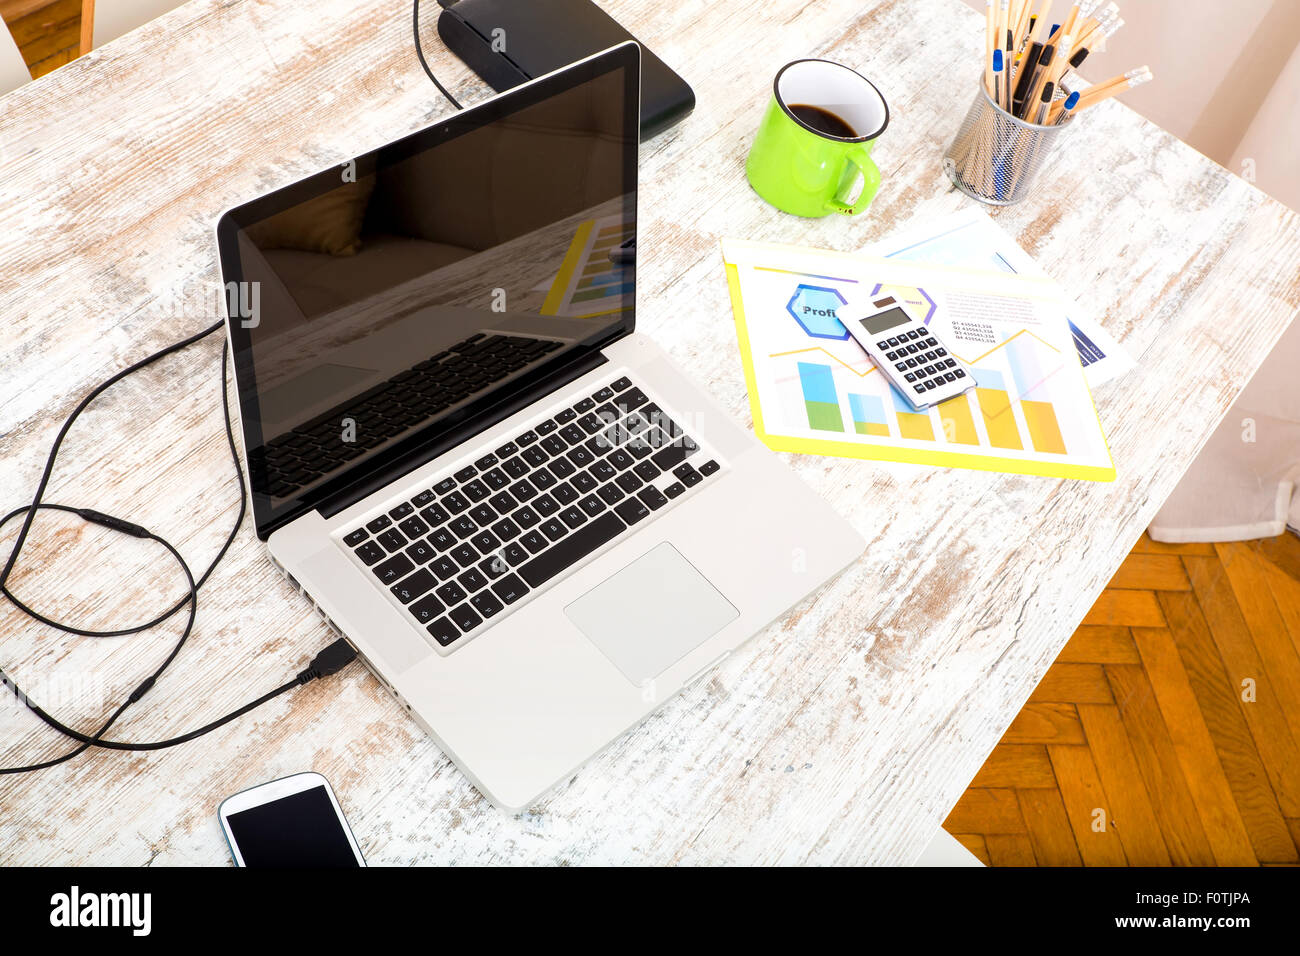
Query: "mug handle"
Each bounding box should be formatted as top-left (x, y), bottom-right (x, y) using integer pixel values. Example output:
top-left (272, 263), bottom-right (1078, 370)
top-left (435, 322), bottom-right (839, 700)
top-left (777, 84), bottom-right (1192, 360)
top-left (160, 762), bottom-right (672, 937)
top-left (825, 146), bottom-right (881, 216)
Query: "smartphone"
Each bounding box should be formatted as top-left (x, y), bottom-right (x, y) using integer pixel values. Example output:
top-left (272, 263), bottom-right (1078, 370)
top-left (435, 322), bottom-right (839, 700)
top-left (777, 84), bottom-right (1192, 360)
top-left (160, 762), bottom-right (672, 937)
top-left (218, 772), bottom-right (365, 867)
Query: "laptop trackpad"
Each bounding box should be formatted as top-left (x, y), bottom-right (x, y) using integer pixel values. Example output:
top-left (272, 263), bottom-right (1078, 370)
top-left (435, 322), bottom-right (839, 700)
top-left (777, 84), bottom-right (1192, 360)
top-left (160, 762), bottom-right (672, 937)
top-left (564, 543), bottom-right (739, 685)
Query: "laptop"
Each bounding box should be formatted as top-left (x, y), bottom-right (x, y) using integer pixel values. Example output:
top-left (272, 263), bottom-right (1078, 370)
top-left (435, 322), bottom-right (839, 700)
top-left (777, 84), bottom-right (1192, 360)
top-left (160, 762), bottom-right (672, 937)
top-left (216, 42), bottom-right (864, 809)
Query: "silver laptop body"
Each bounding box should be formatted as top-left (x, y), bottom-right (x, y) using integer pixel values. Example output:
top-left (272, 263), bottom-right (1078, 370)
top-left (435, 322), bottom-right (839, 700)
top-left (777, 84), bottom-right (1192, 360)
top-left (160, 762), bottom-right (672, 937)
top-left (217, 43), bottom-right (864, 809)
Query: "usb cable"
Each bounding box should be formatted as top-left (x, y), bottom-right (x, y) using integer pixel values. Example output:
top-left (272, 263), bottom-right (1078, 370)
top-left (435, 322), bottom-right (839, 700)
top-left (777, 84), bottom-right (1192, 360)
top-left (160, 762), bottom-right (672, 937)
top-left (1, 4), bottom-right (468, 775)
top-left (0, 329), bottom-right (356, 774)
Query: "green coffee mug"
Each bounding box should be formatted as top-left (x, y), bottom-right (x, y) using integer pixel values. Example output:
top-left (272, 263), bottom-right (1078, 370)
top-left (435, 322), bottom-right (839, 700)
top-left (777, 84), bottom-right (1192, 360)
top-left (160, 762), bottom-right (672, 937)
top-left (745, 59), bottom-right (890, 218)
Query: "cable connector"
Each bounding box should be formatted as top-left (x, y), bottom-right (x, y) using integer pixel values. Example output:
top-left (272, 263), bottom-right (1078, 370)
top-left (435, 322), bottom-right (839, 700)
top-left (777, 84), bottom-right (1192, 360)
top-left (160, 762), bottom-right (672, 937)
top-left (77, 508), bottom-right (150, 538)
top-left (296, 638), bottom-right (358, 685)
top-left (127, 676), bottom-right (156, 704)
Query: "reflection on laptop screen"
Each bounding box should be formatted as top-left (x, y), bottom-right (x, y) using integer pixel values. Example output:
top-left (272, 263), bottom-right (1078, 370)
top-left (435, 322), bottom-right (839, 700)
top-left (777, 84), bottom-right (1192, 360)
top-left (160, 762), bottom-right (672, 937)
top-left (218, 49), bottom-right (638, 535)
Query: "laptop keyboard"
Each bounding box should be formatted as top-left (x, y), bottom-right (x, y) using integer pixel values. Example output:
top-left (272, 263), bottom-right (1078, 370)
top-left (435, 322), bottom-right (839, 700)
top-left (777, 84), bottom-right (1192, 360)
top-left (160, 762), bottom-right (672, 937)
top-left (258, 333), bottom-right (564, 499)
top-left (340, 374), bottom-right (723, 651)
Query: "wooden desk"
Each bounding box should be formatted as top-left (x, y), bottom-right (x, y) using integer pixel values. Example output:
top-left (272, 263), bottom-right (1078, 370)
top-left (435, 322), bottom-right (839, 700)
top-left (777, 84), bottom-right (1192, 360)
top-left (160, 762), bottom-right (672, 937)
top-left (1, 0), bottom-right (1297, 865)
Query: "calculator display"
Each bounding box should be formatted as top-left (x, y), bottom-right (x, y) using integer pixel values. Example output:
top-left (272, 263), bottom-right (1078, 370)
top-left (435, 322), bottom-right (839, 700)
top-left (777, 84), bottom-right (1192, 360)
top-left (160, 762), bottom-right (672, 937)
top-left (861, 308), bottom-right (912, 335)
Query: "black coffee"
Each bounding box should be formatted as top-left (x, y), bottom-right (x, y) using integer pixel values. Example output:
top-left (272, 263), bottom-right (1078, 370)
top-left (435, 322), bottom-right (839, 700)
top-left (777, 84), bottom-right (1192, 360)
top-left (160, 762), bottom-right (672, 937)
top-left (789, 104), bottom-right (858, 138)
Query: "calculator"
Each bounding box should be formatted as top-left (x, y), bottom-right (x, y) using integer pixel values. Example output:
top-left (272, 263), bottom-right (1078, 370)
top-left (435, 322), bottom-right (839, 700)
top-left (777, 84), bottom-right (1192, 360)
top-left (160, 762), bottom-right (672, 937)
top-left (838, 297), bottom-right (975, 409)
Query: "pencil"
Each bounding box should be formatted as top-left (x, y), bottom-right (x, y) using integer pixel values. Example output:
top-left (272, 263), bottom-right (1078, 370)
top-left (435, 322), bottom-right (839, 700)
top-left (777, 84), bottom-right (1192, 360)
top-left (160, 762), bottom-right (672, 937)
top-left (1075, 2), bottom-right (1116, 55)
top-left (1028, 0), bottom-right (1055, 47)
top-left (1013, 0), bottom-right (1035, 52)
top-left (1074, 67), bottom-right (1153, 111)
top-left (1074, 19), bottom-right (1101, 54)
top-left (1011, 0), bottom-right (1041, 81)
top-left (1060, 1), bottom-right (1081, 42)
top-left (985, 0), bottom-right (997, 94)
top-left (997, 0), bottom-right (1012, 83)
top-left (1005, 2), bottom-right (1024, 109)
top-left (1046, 3), bottom-right (1089, 92)
top-left (1077, 65), bottom-right (1148, 97)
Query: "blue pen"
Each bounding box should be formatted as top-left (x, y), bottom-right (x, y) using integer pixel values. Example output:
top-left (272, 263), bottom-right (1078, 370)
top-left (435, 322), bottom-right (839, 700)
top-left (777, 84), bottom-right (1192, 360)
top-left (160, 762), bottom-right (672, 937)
top-left (1056, 90), bottom-right (1081, 125)
top-left (993, 48), bottom-right (1005, 111)
top-left (991, 49), bottom-right (1007, 199)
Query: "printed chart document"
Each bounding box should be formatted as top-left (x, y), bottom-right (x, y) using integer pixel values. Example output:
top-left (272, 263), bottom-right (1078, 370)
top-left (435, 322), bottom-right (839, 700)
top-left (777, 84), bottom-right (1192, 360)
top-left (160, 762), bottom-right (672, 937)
top-left (867, 208), bottom-right (1134, 388)
top-left (721, 239), bottom-right (1116, 481)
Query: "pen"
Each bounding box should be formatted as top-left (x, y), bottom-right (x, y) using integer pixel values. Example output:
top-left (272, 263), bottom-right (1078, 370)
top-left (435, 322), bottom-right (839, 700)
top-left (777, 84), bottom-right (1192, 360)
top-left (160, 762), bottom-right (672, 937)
top-left (1034, 81), bottom-right (1055, 125)
top-left (993, 48), bottom-right (1006, 111)
top-left (1013, 1), bottom-right (1054, 114)
top-left (1023, 41), bottom-right (1056, 118)
top-left (1050, 89), bottom-right (1080, 124)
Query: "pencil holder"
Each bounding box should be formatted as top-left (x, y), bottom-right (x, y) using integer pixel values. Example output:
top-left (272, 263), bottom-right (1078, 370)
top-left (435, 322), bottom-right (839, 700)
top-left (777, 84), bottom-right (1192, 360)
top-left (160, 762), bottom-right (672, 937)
top-left (943, 84), bottom-right (1071, 205)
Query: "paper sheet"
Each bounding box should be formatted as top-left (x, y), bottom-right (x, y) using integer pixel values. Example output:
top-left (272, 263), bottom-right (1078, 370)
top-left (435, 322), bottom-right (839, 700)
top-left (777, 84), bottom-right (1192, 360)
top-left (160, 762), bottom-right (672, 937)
top-left (866, 208), bottom-right (1134, 389)
top-left (721, 238), bottom-right (1116, 480)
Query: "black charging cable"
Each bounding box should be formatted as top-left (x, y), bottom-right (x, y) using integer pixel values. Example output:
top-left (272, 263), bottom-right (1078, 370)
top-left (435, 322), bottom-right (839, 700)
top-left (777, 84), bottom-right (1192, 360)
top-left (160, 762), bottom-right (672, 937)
top-left (0, 326), bottom-right (355, 774)
top-left (414, 0), bottom-right (465, 110)
top-left (0, 6), bottom-right (469, 775)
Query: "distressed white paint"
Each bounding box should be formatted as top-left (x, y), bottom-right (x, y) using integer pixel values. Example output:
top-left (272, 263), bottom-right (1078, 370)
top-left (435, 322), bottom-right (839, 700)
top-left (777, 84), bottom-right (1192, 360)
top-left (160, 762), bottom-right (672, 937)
top-left (0, 0), bottom-right (1297, 865)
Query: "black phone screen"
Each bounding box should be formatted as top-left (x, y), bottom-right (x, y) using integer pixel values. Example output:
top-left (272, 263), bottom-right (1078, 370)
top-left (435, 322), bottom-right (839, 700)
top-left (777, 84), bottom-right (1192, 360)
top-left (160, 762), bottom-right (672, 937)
top-left (225, 785), bottom-right (360, 867)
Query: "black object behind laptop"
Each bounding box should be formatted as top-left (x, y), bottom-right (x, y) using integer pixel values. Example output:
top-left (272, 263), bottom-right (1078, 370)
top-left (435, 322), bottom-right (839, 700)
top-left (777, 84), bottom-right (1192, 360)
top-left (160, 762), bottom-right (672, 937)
top-left (436, 0), bottom-right (694, 139)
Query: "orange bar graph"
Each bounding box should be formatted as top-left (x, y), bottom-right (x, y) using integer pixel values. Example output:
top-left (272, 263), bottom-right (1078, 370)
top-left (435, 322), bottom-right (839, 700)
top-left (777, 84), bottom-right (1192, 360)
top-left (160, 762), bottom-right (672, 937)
top-left (936, 394), bottom-right (980, 446)
top-left (974, 367), bottom-right (1023, 451)
top-left (897, 412), bottom-right (934, 441)
top-left (1022, 400), bottom-right (1067, 454)
top-left (976, 388), bottom-right (1023, 450)
top-left (891, 391), bottom-right (935, 441)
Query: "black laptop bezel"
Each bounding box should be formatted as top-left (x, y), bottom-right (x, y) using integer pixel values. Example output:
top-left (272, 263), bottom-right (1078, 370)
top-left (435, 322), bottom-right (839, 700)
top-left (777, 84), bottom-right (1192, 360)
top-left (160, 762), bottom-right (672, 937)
top-left (216, 42), bottom-right (640, 540)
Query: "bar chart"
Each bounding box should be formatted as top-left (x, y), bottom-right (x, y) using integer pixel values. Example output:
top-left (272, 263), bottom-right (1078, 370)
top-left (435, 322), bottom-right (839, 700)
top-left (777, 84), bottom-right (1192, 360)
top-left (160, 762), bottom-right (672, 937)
top-left (789, 330), bottom-right (1073, 458)
top-left (797, 362), bottom-right (844, 433)
top-left (722, 235), bottom-right (1115, 480)
top-left (848, 393), bottom-right (890, 437)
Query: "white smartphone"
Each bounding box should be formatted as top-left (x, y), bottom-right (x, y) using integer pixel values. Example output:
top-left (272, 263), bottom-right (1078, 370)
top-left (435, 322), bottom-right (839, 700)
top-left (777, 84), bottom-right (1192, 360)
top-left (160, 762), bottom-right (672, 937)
top-left (217, 772), bottom-right (366, 867)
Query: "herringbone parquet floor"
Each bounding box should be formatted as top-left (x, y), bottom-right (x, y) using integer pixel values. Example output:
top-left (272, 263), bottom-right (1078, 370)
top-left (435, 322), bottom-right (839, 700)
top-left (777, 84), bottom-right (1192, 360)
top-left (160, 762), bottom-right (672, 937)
top-left (945, 533), bottom-right (1300, 866)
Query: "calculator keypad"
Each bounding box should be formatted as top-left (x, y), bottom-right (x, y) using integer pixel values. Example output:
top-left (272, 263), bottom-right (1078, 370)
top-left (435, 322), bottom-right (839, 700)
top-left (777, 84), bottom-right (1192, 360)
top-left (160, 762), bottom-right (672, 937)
top-left (866, 323), bottom-right (970, 405)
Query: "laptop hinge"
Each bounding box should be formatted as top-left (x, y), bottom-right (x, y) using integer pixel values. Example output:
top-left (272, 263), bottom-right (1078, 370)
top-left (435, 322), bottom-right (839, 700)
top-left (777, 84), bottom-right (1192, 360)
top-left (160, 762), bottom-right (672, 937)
top-left (315, 350), bottom-right (608, 520)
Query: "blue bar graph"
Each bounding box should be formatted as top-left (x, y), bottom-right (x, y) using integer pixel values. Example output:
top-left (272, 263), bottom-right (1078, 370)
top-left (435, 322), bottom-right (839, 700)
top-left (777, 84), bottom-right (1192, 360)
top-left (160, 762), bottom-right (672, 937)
top-left (797, 362), bottom-right (844, 432)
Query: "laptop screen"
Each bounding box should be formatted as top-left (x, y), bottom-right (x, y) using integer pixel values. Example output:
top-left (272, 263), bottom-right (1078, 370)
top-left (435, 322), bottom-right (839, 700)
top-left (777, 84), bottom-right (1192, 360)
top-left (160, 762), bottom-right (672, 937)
top-left (217, 45), bottom-right (639, 538)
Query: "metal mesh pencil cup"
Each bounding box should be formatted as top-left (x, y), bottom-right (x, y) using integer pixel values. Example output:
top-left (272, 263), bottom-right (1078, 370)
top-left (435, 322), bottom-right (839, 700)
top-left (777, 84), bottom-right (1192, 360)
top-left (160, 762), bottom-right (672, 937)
top-left (944, 84), bottom-right (1072, 205)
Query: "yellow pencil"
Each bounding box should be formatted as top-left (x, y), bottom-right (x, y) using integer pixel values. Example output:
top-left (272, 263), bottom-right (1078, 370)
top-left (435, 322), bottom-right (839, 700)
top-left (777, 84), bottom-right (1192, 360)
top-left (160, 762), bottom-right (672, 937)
top-left (985, 0), bottom-right (998, 94)
top-left (1013, 0), bottom-right (1034, 50)
top-left (1029, 0), bottom-right (1054, 47)
top-left (1074, 67), bottom-right (1153, 111)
